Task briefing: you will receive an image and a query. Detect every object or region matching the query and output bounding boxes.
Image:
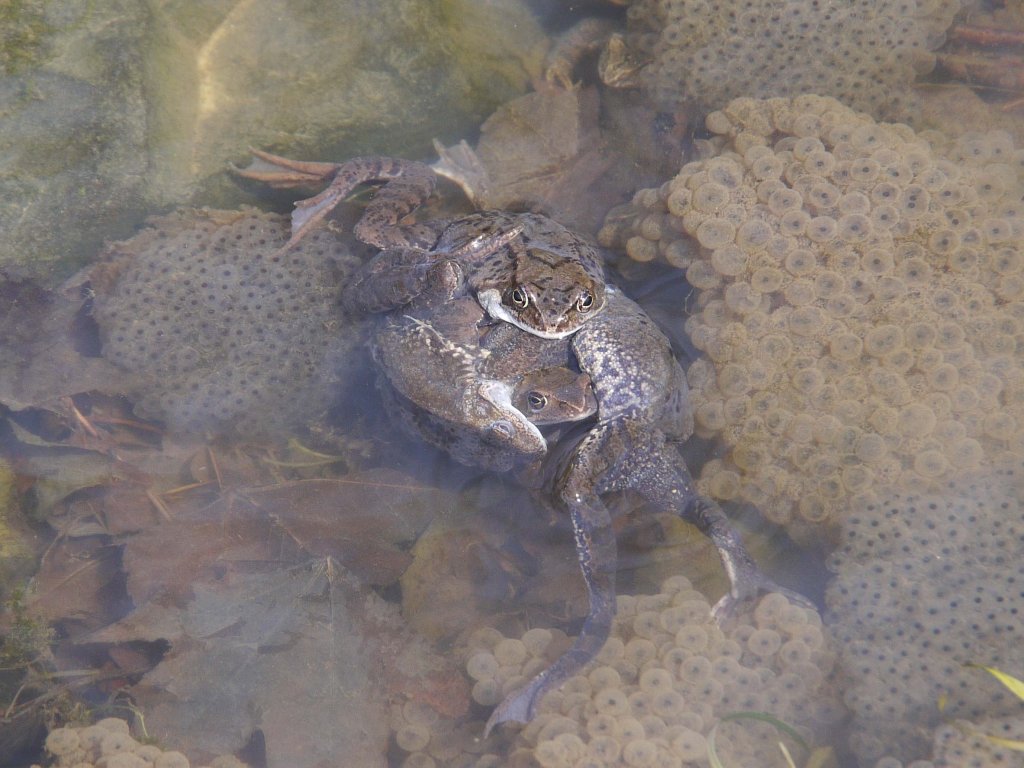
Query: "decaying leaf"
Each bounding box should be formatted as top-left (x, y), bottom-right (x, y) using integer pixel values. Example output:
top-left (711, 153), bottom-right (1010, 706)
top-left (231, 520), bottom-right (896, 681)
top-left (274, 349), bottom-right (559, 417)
top-left (29, 537), bottom-right (125, 635)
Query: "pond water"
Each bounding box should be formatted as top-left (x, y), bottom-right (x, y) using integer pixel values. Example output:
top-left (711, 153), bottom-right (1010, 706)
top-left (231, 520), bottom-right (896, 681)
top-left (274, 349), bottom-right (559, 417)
top-left (2, 2), bottom-right (1024, 767)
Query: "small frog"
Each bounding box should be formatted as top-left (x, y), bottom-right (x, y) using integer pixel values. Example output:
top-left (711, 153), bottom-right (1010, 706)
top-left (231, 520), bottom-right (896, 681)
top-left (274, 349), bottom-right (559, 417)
top-left (373, 296), bottom-right (597, 472)
top-left (235, 151), bottom-right (607, 339)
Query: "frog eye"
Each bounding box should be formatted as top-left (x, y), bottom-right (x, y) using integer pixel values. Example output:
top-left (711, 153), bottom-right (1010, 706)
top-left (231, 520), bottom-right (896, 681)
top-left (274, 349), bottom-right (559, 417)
top-left (509, 286), bottom-right (530, 310)
top-left (489, 420), bottom-right (514, 439)
top-left (527, 392), bottom-right (548, 412)
top-left (577, 291), bottom-right (595, 312)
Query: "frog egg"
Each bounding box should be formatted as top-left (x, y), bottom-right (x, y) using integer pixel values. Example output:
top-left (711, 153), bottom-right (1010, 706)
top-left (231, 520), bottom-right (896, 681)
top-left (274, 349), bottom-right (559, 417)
top-left (395, 724), bottom-right (432, 752)
top-left (806, 215), bottom-right (838, 242)
top-left (693, 182), bottom-right (731, 213)
top-left (983, 412), bottom-right (1018, 441)
top-left (695, 218), bottom-right (736, 250)
top-left (926, 363), bottom-right (959, 391)
top-left (779, 209), bottom-right (810, 237)
top-left (779, 637), bottom-right (815, 667)
top-left (45, 727), bottom-right (81, 757)
top-left (736, 219), bottom-right (773, 252)
top-left (783, 278), bottom-right (816, 306)
top-left (494, 638), bottom-right (529, 667)
top-left (723, 283), bottom-right (762, 314)
top-left (896, 403), bottom-right (936, 439)
top-left (746, 628), bottom-right (783, 658)
top-left (947, 438), bottom-right (983, 468)
top-left (467, 626), bottom-right (504, 651)
top-left (609, 712), bottom-right (645, 741)
top-left (830, 333), bottom-right (863, 361)
top-left (100, 730), bottom-right (139, 756)
top-left (625, 637), bottom-right (659, 668)
top-left (622, 738), bottom-right (660, 767)
top-left (787, 306), bottom-right (826, 337)
top-left (626, 236), bottom-right (659, 263)
top-left (671, 727), bottom-right (708, 762)
top-left (634, 610), bottom-right (668, 641)
top-left (911, 446), bottom-right (949, 480)
top-left (535, 733), bottom-right (586, 768)
top-left (864, 325), bottom-right (904, 357)
top-left (753, 592), bottom-right (791, 627)
top-left (587, 735), bottom-right (622, 763)
top-left (791, 367), bottom-right (825, 395)
top-left (837, 213), bottom-right (872, 242)
top-left (806, 178), bottom-right (842, 208)
top-left (466, 651), bottom-right (500, 681)
top-left (751, 153), bottom-right (785, 179)
top-left (650, 688), bottom-right (687, 721)
top-left (767, 188), bottom-right (803, 216)
top-left (639, 668), bottom-right (675, 695)
top-left (589, 666), bottom-right (622, 692)
top-left (517, 628), bottom-right (552, 658)
top-left (991, 246), bottom-right (1023, 274)
top-left (594, 686), bottom-right (631, 715)
top-left (804, 150), bottom-right (835, 176)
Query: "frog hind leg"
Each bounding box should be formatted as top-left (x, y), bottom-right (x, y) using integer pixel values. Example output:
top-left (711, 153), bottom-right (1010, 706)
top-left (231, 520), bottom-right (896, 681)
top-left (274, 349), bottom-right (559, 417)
top-left (485, 426), bottom-right (619, 735)
top-left (234, 150), bottom-right (438, 249)
top-left (614, 424), bottom-right (815, 617)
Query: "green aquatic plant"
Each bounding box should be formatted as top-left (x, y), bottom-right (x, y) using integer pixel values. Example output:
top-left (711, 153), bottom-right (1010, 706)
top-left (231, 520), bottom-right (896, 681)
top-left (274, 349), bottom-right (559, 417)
top-left (0, 588), bottom-right (53, 673)
top-left (707, 711), bottom-right (820, 768)
top-left (962, 663), bottom-right (1024, 752)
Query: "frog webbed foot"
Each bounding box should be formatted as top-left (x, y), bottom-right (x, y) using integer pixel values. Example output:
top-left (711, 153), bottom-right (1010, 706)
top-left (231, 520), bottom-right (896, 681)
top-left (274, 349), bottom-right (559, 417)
top-left (679, 495), bottom-right (816, 620)
top-left (711, 576), bottom-right (817, 622)
top-left (484, 673), bottom-right (549, 736)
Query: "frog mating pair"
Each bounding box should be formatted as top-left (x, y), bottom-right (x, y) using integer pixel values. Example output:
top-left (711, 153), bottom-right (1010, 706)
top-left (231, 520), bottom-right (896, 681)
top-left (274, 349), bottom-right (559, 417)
top-left (238, 152), bottom-right (810, 734)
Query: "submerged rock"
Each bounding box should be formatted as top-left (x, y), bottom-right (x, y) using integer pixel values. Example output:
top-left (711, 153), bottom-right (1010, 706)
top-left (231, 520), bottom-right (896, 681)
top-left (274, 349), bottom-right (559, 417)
top-left (1, 0), bottom-right (544, 281)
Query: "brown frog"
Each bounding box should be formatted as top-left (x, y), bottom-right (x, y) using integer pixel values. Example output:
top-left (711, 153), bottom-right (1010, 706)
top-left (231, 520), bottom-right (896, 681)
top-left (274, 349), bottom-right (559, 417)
top-left (236, 151), bottom-right (607, 339)
top-left (373, 296), bottom-right (598, 472)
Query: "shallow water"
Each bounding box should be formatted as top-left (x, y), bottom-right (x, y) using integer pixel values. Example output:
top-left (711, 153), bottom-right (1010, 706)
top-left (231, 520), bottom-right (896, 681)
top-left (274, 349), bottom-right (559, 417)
top-left (3, 2), bottom-right (1024, 768)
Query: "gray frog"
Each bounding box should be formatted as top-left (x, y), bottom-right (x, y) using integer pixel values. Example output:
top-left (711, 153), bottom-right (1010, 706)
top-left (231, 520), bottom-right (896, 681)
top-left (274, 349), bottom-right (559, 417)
top-left (236, 151), bottom-right (607, 339)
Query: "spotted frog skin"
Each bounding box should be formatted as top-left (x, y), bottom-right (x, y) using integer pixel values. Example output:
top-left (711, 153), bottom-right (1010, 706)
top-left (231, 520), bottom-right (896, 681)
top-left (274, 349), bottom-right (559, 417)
top-left (373, 295), bottom-right (597, 472)
top-left (236, 151), bottom-right (607, 339)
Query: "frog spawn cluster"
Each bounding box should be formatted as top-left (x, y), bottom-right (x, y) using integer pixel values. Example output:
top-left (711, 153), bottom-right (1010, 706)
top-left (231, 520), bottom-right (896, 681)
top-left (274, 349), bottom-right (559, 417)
top-left (825, 465), bottom-right (1024, 766)
top-left (37, 716), bottom-right (247, 768)
top-left (389, 578), bottom-right (840, 768)
top-left (619, 0), bottom-right (960, 119)
top-left (91, 209), bottom-right (361, 436)
top-left (600, 94), bottom-right (1024, 538)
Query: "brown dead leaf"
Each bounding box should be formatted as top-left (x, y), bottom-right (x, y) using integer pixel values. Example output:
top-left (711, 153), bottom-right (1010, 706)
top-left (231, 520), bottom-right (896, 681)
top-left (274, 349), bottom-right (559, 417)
top-left (252, 469), bottom-right (442, 585)
top-left (0, 273), bottom-right (132, 412)
top-left (122, 513), bottom-right (277, 608)
top-left (129, 565), bottom-right (395, 766)
top-left (30, 537), bottom-right (125, 635)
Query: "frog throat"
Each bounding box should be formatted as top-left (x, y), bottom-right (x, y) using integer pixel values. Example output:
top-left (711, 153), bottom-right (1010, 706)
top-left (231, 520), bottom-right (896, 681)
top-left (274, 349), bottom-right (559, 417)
top-left (477, 288), bottom-right (577, 340)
